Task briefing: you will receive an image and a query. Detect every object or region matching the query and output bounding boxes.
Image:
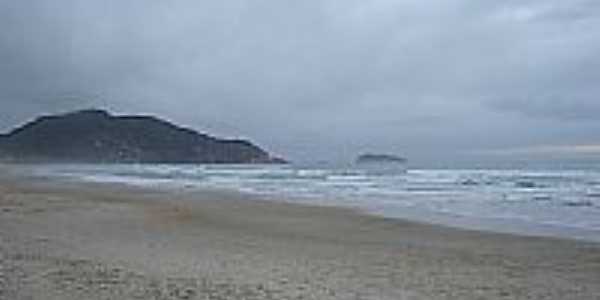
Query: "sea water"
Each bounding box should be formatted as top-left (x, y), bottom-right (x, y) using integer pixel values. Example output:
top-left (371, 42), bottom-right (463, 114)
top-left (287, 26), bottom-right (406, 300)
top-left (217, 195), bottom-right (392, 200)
top-left (33, 163), bottom-right (600, 241)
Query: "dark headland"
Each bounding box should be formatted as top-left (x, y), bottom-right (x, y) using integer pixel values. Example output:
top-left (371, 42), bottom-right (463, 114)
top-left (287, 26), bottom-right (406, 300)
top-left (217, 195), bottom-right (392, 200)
top-left (0, 109), bottom-right (286, 164)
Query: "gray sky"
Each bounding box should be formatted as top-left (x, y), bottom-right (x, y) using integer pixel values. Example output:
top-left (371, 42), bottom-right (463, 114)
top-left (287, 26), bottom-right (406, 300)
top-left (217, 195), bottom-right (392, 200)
top-left (1, 0), bottom-right (599, 164)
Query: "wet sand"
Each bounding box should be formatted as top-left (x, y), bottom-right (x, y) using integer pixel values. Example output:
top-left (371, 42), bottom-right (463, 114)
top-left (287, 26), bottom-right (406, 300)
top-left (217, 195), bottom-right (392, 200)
top-left (1, 171), bottom-right (599, 299)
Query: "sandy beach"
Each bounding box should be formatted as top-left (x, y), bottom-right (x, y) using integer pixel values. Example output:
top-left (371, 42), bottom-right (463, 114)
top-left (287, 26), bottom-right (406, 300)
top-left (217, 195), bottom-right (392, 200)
top-left (1, 170), bottom-right (599, 300)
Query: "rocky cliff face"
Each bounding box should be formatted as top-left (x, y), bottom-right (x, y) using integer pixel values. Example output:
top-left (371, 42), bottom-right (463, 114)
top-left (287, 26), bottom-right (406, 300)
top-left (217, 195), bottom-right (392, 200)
top-left (0, 109), bottom-right (286, 164)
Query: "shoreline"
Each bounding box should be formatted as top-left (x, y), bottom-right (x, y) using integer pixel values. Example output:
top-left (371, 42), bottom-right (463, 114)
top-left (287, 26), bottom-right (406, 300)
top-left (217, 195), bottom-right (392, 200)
top-left (1, 169), bottom-right (600, 299)
top-left (16, 163), bottom-right (600, 243)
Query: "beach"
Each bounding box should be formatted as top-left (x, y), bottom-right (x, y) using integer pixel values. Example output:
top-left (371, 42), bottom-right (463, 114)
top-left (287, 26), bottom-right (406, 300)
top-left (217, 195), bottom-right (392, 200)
top-left (1, 170), bottom-right (599, 299)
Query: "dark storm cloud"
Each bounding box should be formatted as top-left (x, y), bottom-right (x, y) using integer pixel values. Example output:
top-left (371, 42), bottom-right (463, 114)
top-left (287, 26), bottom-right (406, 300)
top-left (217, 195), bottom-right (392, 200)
top-left (1, 0), bottom-right (599, 163)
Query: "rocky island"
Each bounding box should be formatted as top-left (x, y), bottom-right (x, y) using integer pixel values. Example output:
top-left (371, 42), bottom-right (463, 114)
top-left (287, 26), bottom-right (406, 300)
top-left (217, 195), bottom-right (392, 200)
top-left (0, 109), bottom-right (286, 164)
top-left (356, 153), bottom-right (407, 164)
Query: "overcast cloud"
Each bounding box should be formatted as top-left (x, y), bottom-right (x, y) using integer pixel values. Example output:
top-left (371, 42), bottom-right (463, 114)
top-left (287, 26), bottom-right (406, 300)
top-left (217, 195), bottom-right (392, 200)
top-left (1, 0), bottom-right (599, 164)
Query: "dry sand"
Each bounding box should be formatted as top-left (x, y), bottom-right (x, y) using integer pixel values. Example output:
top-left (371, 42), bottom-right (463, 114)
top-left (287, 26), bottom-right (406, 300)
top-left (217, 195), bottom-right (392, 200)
top-left (1, 169), bottom-right (599, 299)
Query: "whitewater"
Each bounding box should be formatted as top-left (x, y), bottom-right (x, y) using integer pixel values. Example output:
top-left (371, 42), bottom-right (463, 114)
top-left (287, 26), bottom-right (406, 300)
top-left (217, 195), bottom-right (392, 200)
top-left (33, 163), bottom-right (600, 241)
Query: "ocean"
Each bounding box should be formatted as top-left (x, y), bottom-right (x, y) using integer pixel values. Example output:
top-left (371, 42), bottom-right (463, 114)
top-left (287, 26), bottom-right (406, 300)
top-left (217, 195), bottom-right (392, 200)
top-left (32, 162), bottom-right (600, 241)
